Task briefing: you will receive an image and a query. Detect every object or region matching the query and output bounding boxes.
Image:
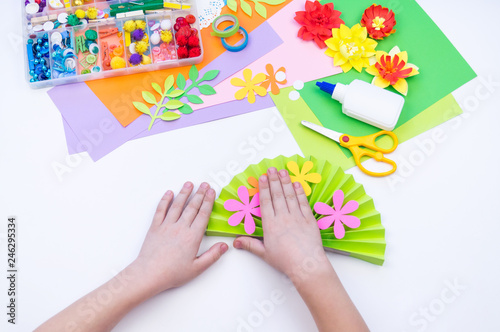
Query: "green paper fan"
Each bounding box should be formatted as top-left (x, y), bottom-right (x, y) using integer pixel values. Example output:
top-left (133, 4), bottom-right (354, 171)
top-left (207, 155), bottom-right (386, 265)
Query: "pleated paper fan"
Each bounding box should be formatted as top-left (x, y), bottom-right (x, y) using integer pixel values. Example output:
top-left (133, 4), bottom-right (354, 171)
top-left (207, 155), bottom-right (386, 265)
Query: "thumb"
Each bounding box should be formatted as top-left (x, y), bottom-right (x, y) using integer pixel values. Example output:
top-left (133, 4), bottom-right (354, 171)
top-left (194, 242), bottom-right (228, 273)
top-left (233, 236), bottom-right (266, 259)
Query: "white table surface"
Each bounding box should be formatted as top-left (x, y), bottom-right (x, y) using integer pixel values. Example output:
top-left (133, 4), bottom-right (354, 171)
top-left (1, 0), bottom-right (500, 331)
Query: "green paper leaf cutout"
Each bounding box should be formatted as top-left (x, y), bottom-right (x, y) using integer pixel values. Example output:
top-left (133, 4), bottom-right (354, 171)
top-left (227, 0), bottom-right (237, 12)
top-left (258, 0), bottom-right (286, 5)
top-left (189, 66), bottom-right (199, 83)
top-left (201, 69), bottom-right (220, 82)
top-left (240, 0), bottom-right (252, 16)
top-left (142, 91), bottom-right (157, 105)
top-left (160, 112), bottom-right (181, 121)
top-left (198, 85), bottom-right (216, 96)
top-left (166, 89), bottom-right (185, 98)
top-left (176, 73), bottom-right (186, 90)
top-left (179, 104), bottom-right (194, 114)
top-left (152, 82), bottom-right (162, 96)
top-left (254, 1), bottom-right (267, 18)
top-left (164, 75), bottom-right (175, 93)
top-left (186, 94), bottom-right (204, 104)
top-left (133, 101), bottom-right (152, 116)
top-left (164, 100), bottom-right (185, 110)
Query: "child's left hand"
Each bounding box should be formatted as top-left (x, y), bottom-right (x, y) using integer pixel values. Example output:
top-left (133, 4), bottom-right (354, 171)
top-left (130, 182), bottom-right (228, 296)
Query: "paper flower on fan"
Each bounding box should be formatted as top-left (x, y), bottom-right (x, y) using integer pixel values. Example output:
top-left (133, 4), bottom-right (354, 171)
top-left (247, 176), bottom-right (260, 197)
top-left (294, 0), bottom-right (344, 49)
top-left (314, 190), bottom-right (360, 239)
top-left (325, 24), bottom-right (377, 73)
top-left (361, 4), bottom-right (396, 40)
top-left (287, 161), bottom-right (322, 196)
top-left (231, 69), bottom-right (267, 104)
top-left (224, 186), bottom-right (262, 234)
top-left (260, 64), bottom-right (287, 95)
top-left (365, 46), bottom-right (419, 96)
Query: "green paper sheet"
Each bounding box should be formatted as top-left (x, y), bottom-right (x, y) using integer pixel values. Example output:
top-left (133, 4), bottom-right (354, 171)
top-left (271, 89), bottom-right (462, 169)
top-left (300, 0), bottom-right (476, 157)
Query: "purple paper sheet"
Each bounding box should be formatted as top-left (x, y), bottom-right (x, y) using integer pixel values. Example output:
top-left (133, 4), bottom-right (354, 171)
top-left (48, 22), bottom-right (282, 161)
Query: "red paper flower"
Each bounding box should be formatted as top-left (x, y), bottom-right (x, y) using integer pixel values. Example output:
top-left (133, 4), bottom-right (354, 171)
top-left (294, 0), bottom-right (344, 49)
top-left (361, 4), bottom-right (396, 40)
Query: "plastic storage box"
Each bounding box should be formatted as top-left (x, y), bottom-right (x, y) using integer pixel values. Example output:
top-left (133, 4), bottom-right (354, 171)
top-left (23, 0), bottom-right (203, 88)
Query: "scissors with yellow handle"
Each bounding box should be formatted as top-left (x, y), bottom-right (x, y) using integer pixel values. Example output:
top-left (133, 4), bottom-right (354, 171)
top-left (301, 121), bottom-right (398, 177)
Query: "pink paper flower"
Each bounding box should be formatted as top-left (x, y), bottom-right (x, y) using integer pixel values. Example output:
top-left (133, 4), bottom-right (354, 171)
top-left (314, 190), bottom-right (360, 239)
top-left (224, 186), bottom-right (262, 234)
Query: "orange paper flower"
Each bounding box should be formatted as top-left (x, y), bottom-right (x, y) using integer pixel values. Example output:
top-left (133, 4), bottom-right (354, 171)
top-left (361, 4), bottom-right (396, 40)
top-left (260, 64), bottom-right (287, 95)
top-left (247, 176), bottom-right (260, 197)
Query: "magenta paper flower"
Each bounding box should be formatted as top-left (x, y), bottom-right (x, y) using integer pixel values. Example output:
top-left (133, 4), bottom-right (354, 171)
top-left (314, 190), bottom-right (361, 239)
top-left (224, 186), bottom-right (262, 235)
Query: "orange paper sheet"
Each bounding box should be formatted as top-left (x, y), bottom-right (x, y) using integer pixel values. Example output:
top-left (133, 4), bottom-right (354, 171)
top-left (86, 1), bottom-right (293, 127)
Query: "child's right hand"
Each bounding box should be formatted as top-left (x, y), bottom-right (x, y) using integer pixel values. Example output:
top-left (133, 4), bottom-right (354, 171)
top-left (233, 167), bottom-right (330, 284)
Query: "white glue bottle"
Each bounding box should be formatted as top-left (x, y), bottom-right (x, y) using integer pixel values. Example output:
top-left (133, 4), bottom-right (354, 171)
top-left (316, 80), bottom-right (404, 131)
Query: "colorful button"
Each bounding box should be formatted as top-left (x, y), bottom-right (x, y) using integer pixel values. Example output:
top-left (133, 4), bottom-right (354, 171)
top-left (25, 3), bottom-right (40, 14)
top-left (58, 13), bottom-right (68, 23)
top-left (86, 54), bottom-right (97, 64)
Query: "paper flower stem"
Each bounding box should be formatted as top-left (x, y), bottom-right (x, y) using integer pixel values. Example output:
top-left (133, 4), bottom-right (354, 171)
top-left (148, 94), bottom-right (168, 131)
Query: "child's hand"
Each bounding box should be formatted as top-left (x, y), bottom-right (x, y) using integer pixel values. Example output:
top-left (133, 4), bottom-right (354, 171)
top-left (233, 168), bottom-right (330, 283)
top-left (131, 182), bottom-right (228, 296)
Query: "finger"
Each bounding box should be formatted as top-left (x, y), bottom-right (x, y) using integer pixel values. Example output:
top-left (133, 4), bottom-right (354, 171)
top-left (152, 190), bottom-right (174, 227)
top-left (233, 237), bottom-right (266, 260)
top-left (193, 242), bottom-right (228, 274)
top-left (164, 182), bottom-right (194, 224)
top-left (258, 174), bottom-right (274, 219)
top-left (191, 188), bottom-right (216, 233)
top-left (278, 169), bottom-right (301, 215)
top-left (178, 183), bottom-right (210, 226)
top-left (267, 167), bottom-right (287, 213)
top-left (293, 182), bottom-right (315, 220)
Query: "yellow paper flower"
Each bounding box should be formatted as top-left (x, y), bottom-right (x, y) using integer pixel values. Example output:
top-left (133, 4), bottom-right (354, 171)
top-left (287, 161), bottom-right (322, 196)
top-left (231, 69), bottom-right (267, 104)
top-left (325, 24), bottom-right (378, 73)
top-left (366, 46), bottom-right (419, 96)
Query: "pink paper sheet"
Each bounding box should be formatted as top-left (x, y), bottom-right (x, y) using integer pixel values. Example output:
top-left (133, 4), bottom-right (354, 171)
top-left (193, 0), bottom-right (343, 109)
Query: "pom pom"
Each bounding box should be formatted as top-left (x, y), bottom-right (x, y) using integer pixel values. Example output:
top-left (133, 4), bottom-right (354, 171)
top-left (141, 55), bottom-right (152, 65)
top-left (177, 46), bottom-right (188, 59)
top-left (186, 15), bottom-right (196, 24)
top-left (67, 14), bottom-right (80, 26)
top-left (135, 41), bottom-right (148, 54)
top-left (75, 9), bottom-right (85, 19)
top-left (132, 29), bottom-right (145, 41)
top-left (188, 47), bottom-right (201, 58)
top-left (135, 20), bottom-right (147, 30)
top-left (187, 36), bottom-right (199, 48)
top-left (86, 7), bottom-right (98, 20)
top-left (110, 56), bottom-right (126, 69)
top-left (160, 30), bottom-right (172, 43)
top-left (176, 26), bottom-right (192, 38)
top-left (176, 35), bottom-right (188, 47)
top-left (129, 53), bottom-right (143, 65)
top-left (123, 20), bottom-right (136, 32)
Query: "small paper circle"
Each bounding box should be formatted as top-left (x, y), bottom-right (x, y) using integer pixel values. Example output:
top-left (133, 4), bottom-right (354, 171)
top-left (25, 3), bottom-right (40, 15)
top-left (43, 21), bottom-right (55, 31)
top-left (51, 31), bottom-right (62, 44)
top-left (293, 80), bottom-right (304, 90)
top-left (289, 90), bottom-right (300, 101)
top-left (275, 71), bottom-right (286, 82)
top-left (58, 13), bottom-right (68, 23)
